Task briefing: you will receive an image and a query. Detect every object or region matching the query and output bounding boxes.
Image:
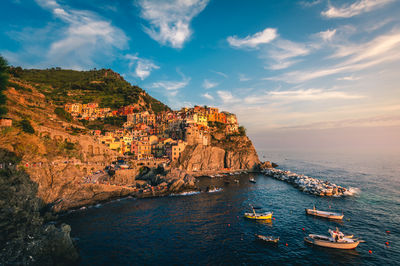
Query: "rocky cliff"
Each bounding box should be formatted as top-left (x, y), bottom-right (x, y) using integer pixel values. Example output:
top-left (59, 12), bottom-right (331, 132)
top-left (176, 134), bottom-right (260, 173)
top-left (0, 149), bottom-right (79, 265)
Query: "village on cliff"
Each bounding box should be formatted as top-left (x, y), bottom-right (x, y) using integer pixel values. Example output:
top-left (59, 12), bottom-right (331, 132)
top-left (62, 103), bottom-right (244, 173)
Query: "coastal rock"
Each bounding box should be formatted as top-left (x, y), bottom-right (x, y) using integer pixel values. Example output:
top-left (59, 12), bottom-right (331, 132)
top-left (0, 149), bottom-right (79, 265)
top-left (177, 135), bottom-right (260, 172)
top-left (178, 145), bottom-right (225, 171)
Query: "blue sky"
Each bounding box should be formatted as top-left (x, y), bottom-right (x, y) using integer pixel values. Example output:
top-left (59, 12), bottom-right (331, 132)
top-left (2, 0), bottom-right (400, 151)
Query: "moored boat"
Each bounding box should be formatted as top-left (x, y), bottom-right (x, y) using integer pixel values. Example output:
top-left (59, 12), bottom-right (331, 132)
top-left (304, 228), bottom-right (361, 249)
top-left (255, 234), bottom-right (279, 243)
top-left (249, 178), bottom-right (256, 183)
top-left (305, 206), bottom-right (343, 220)
top-left (244, 205), bottom-right (273, 220)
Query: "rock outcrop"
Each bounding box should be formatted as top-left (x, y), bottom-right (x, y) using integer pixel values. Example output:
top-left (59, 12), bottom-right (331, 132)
top-left (136, 167), bottom-right (197, 193)
top-left (0, 149), bottom-right (79, 265)
top-left (176, 135), bottom-right (260, 173)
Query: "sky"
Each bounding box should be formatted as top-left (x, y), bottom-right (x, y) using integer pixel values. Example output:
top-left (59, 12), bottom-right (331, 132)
top-left (1, 0), bottom-right (400, 152)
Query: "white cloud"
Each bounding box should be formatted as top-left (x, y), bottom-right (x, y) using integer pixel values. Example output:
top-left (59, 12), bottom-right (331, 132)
top-left (138, 0), bottom-right (209, 49)
top-left (337, 75), bottom-right (360, 81)
top-left (217, 90), bottom-right (240, 104)
top-left (322, 0), bottom-right (394, 18)
top-left (239, 73), bottom-right (251, 81)
top-left (269, 31), bottom-right (400, 83)
top-left (264, 39), bottom-right (310, 70)
top-left (227, 28), bottom-right (278, 48)
top-left (268, 88), bottom-right (364, 100)
top-left (211, 70), bottom-right (228, 78)
top-left (299, 0), bottom-right (322, 7)
top-left (242, 88), bottom-right (364, 105)
top-left (202, 79), bottom-right (218, 89)
top-left (125, 54), bottom-right (159, 80)
top-left (13, 0), bottom-right (128, 69)
top-left (318, 29), bottom-right (336, 41)
top-left (202, 93), bottom-right (214, 100)
top-left (151, 74), bottom-right (190, 96)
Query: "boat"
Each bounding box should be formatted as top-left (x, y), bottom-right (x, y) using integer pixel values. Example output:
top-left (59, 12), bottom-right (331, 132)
top-left (305, 206), bottom-right (343, 220)
top-left (244, 206), bottom-right (273, 220)
top-left (304, 228), bottom-right (361, 249)
top-left (249, 178), bottom-right (256, 183)
top-left (255, 234), bottom-right (279, 243)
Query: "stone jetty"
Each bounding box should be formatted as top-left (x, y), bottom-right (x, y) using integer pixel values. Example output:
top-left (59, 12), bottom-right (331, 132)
top-left (261, 168), bottom-right (351, 197)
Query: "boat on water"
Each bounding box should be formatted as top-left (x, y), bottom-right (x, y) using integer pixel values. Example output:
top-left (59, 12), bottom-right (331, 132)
top-left (255, 234), bottom-right (279, 243)
top-left (304, 228), bottom-right (361, 249)
top-left (249, 178), bottom-right (256, 183)
top-left (244, 206), bottom-right (273, 220)
top-left (305, 206), bottom-right (343, 220)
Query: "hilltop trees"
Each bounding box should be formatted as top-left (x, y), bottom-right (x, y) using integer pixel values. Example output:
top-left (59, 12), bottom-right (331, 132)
top-left (0, 55), bottom-right (9, 117)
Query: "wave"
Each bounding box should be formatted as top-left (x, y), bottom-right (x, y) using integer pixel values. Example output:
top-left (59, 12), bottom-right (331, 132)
top-left (208, 188), bottom-right (223, 193)
top-left (170, 191), bottom-right (201, 197)
top-left (344, 187), bottom-right (361, 196)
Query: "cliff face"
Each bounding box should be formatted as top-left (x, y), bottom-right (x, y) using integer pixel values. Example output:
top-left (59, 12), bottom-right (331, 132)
top-left (177, 135), bottom-right (260, 173)
top-left (0, 149), bottom-right (79, 265)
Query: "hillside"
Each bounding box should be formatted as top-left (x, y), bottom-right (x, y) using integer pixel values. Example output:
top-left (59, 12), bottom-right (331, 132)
top-left (8, 67), bottom-right (169, 113)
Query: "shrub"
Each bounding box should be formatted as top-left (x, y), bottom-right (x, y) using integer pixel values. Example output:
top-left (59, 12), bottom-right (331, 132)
top-left (17, 119), bottom-right (35, 134)
top-left (238, 126), bottom-right (246, 136)
top-left (54, 107), bottom-right (73, 122)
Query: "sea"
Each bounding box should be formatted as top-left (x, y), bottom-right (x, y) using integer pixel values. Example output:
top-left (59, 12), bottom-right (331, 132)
top-left (60, 149), bottom-right (400, 265)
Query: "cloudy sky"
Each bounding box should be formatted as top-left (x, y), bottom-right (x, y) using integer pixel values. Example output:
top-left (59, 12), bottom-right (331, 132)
top-left (2, 0), bottom-right (400, 151)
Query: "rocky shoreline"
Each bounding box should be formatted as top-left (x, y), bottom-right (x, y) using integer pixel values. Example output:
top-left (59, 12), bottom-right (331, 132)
top-left (261, 168), bottom-right (354, 197)
top-left (0, 149), bottom-right (79, 265)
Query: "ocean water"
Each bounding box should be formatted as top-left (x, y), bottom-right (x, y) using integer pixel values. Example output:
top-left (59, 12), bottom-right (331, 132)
top-left (60, 149), bottom-right (400, 265)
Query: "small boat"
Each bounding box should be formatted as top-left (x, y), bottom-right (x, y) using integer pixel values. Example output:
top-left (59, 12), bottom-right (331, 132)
top-left (255, 234), bottom-right (279, 243)
top-left (304, 228), bottom-right (361, 249)
top-left (244, 205), bottom-right (273, 220)
top-left (249, 178), bottom-right (256, 183)
top-left (305, 206), bottom-right (343, 220)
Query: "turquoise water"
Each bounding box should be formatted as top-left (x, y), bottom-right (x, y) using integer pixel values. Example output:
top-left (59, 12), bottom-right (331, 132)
top-left (61, 149), bottom-right (400, 265)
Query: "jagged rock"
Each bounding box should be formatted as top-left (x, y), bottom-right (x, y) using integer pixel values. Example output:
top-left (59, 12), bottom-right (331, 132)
top-left (260, 161), bottom-right (275, 169)
top-left (169, 179), bottom-right (185, 192)
top-left (0, 149), bottom-right (79, 265)
top-left (177, 135), bottom-right (260, 172)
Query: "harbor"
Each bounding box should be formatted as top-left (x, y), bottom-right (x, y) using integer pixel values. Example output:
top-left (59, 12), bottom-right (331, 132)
top-left (261, 168), bottom-right (354, 197)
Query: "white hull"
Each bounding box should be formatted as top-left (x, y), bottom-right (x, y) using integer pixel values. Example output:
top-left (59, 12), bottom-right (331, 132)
top-left (306, 208), bottom-right (343, 220)
top-left (305, 234), bottom-right (359, 249)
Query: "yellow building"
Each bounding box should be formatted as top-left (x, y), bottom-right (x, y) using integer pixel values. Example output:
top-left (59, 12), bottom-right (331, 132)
top-left (138, 141), bottom-right (151, 159)
top-left (172, 141), bottom-right (187, 161)
top-left (193, 113), bottom-right (208, 126)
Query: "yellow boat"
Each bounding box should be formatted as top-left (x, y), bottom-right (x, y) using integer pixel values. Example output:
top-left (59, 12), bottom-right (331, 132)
top-left (244, 206), bottom-right (273, 220)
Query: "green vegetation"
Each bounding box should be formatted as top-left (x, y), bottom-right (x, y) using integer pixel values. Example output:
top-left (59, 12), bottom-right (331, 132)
top-left (16, 119), bottom-right (35, 134)
top-left (8, 81), bottom-right (32, 92)
top-left (208, 121), bottom-right (225, 130)
top-left (62, 140), bottom-right (75, 151)
top-left (238, 126), bottom-right (246, 136)
top-left (54, 107), bottom-right (73, 122)
top-left (9, 67), bottom-right (169, 113)
top-left (0, 55), bottom-right (9, 117)
top-left (80, 116), bottom-right (126, 130)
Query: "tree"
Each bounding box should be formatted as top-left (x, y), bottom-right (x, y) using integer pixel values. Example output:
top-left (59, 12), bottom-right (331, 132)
top-left (238, 126), bottom-right (246, 136)
top-left (54, 107), bottom-right (73, 122)
top-left (17, 119), bottom-right (35, 134)
top-left (0, 55), bottom-right (9, 117)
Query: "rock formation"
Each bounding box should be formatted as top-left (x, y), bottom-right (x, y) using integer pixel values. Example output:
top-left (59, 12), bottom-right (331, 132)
top-left (176, 135), bottom-right (260, 173)
top-left (0, 149), bottom-right (79, 265)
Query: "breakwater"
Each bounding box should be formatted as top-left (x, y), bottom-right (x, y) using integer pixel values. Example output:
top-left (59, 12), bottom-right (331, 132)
top-left (261, 168), bottom-right (354, 197)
